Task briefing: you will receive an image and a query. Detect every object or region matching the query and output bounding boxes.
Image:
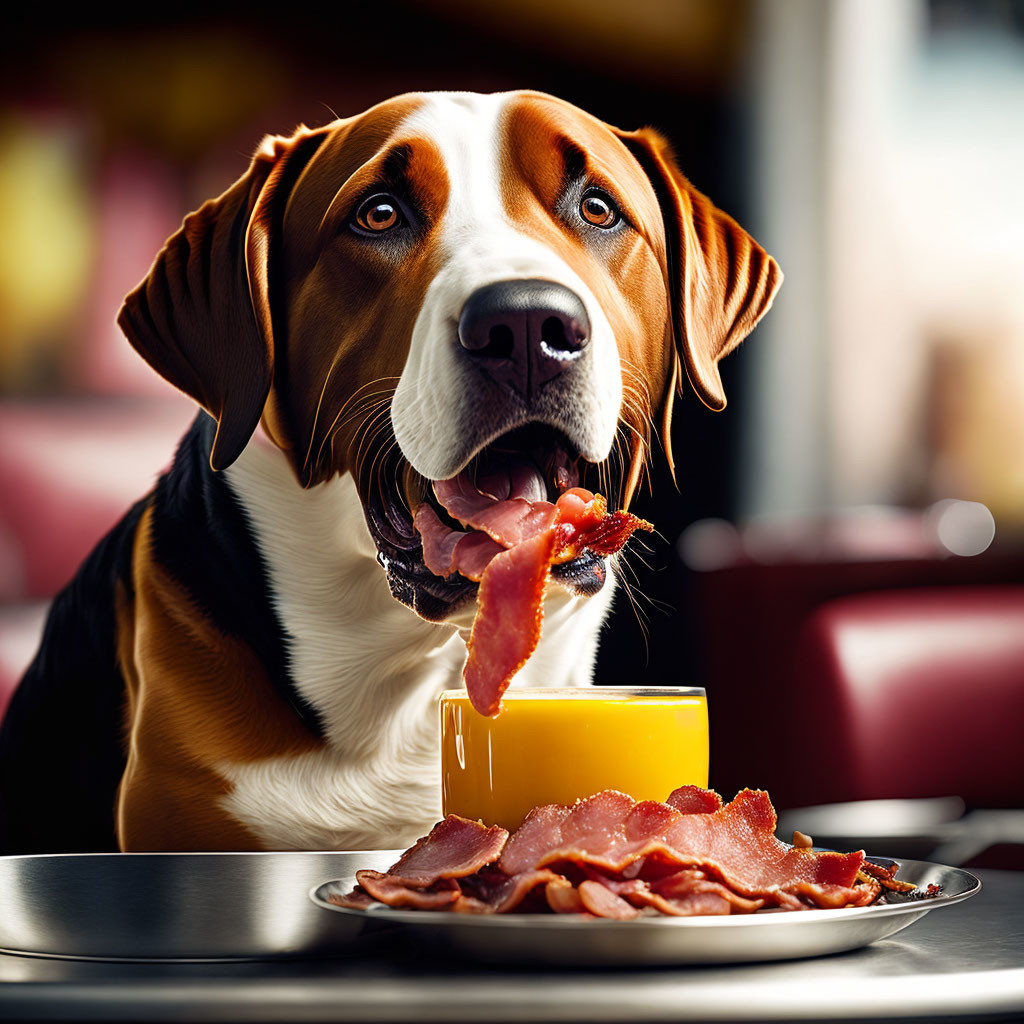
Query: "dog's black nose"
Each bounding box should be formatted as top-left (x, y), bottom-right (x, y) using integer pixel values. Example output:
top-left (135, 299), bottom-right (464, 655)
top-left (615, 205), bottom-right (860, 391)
top-left (457, 279), bottom-right (591, 401)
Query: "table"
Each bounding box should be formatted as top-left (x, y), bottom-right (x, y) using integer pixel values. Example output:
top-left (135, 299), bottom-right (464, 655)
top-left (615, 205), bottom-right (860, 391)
top-left (1, 869), bottom-right (1022, 1023)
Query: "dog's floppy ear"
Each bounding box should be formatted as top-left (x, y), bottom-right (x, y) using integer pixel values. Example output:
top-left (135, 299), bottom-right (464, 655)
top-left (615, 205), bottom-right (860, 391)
top-left (118, 128), bottom-right (327, 471)
top-left (614, 127), bottom-right (782, 471)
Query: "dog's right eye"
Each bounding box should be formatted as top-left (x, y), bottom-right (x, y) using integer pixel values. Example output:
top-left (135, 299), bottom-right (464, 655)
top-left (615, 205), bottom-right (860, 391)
top-left (353, 194), bottom-right (403, 233)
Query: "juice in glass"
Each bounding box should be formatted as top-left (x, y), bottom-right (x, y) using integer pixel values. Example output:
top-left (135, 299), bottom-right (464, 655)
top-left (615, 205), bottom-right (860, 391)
top-left (439, 687), bottom-right (708, 831)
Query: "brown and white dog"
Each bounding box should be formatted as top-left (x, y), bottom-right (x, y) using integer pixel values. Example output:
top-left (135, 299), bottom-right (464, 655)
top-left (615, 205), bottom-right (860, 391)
top-left (0, 90), bottom-right (780, 854)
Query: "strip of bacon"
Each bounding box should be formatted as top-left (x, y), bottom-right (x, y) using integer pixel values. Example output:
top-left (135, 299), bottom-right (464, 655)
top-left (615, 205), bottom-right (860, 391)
top-left (577, 879), bottom-right (640, 920)
top-left (416, 464), bottom-right (652, 717)
top-left (434, 475), bottom-right (558, 549)
top-left (499, 787), bottom-right (866, 907)
top-left (463, 529), bottom-right (560, 716)
top-left (329, 786), bottom-right (903, 917)
top-left (666, 785), bottom-right (724, 815)
top-left (454, 867), bottom-right (564, 914)
top-left (414, 505), bottom-right (504, 582)
top-left (582, 865), bottom-right (765, 915)
top-left (414, 504), bottom-right (466, 578)
top-left (386, 814), bottom-right (508, 887)
top-left (545, 879), bottom-right (588, 914)
top-left (354, 871), bottom-right (461, 910)
top-left (460, 489), bottom-right (650, 716)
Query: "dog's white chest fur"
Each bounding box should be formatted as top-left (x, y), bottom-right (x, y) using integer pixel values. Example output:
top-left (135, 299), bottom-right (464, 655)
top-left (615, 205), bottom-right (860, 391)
top-left (216, 437), bottom-right (613, 850)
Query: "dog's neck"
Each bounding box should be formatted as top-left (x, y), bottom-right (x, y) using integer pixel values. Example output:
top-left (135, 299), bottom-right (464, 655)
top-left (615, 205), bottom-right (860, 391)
top-left (223, 429), bottom-right (613, 751)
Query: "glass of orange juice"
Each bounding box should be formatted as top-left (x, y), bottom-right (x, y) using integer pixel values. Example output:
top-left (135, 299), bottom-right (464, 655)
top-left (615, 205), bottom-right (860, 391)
top-left (439, 687), bottom-right (708, 831)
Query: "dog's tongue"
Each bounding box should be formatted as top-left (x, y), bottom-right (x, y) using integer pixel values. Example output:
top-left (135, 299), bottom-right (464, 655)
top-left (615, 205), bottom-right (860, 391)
top-left (433, 458), bottom-right (556, 549)
top-left (411, 456), bottom-right (554, 583)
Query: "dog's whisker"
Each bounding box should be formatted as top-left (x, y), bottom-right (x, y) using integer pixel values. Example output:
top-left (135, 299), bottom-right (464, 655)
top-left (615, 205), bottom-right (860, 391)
top-left (351, 406), bottom-right (395, 473)
top-left (315, 388), bottom-right (397, 470)
top-left (608, 552), bottom-right (652, 662)
top-left (318, 379), bottom-right (399, 442)
top-left (305, 356), bottom-right (346, 472)
top-left (355, 419), bottom-right (400, 485)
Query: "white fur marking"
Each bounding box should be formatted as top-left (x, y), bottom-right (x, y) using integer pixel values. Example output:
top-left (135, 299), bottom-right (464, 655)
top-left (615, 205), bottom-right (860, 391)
top-left (219, 437), bottom-right (614, 850)
top-left (390, 92), bottom-right (623, 482)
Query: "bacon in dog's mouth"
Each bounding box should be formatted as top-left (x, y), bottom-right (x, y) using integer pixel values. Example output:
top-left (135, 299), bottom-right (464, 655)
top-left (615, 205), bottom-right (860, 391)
top-left (363, 424), bottom-right (651, 713)
top-left (365, 426), bottom-right (603, 613)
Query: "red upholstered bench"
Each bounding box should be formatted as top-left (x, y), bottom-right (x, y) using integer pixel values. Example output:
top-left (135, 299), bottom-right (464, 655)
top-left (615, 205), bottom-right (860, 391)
top-left (0, 602), bottom-right (48, 721)
top-left (0, 397), bottom-right (193, 603)
top-left (786, 586), bottom-right (1024, 810)
top-left (0, 397), bottom-right (194, 720)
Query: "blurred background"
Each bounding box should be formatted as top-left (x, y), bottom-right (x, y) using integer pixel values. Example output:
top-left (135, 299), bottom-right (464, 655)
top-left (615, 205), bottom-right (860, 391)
top-left (1, 0), bottom-right (1022, 860)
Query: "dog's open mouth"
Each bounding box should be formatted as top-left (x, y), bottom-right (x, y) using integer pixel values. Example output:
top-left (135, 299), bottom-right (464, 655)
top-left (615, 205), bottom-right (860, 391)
top-left (364, 423), bottom-right (611, 621)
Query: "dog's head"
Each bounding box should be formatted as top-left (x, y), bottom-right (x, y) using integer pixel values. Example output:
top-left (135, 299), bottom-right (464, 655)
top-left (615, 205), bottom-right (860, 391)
top-left (119, 91), bottom-right (781, 620)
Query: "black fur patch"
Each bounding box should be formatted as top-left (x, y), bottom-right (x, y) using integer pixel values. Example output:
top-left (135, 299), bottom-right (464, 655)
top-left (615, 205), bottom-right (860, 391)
top-left (0, 499), bottom-right (145, 854)
top-left (148, 415), bottom-right (322, 736)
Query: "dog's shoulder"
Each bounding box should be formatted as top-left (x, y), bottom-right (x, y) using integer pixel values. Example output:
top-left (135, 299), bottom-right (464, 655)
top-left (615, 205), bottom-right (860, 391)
top-left (143, 415), bottom-right (323, 736)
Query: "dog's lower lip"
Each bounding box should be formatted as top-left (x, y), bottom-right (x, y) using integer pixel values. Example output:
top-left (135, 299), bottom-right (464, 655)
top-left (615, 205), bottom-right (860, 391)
top-left (366, 494), bottom-right (418, 552)
top-left (550, 550), bottom-right (607, 595)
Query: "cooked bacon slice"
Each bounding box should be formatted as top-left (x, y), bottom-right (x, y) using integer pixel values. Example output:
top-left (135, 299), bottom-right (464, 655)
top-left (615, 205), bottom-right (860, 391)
top-left (646, 872), bottom-right (763, 915)
top-left (785, 881), bottom-right (878, 909)
top-left (451, 533), bottom-right (506, 583)
top-left (562, 509), bottom-right (649, 559)
top-left (665, 785), bottom-right (723, 815)
top-left (413, 504), bottom-right (505, 582)
top-left (386, 815), bottom-right (508, 887)
top-left (454, 867), bottom-right (564, 914)
top-left (326, 887), bottom-right (378, 910)
top-left (355, 871), bottom-right (462, 910)
top-left (432, 476), bottom-right (556, 548)
top-left (414, 463), bottom-right (652, 718)
top-left (588, 865), bottom-right (764, 915)
top-left (459, 487), bottom-right (650, 715)
top-left (577, 879), bottom-right (640, 920)
top-left (414, 504), bottom-right (466, 578)
top-left (859, 858), bottom-right (917, 893)
top-left (499, 790), bottom-right (634, 876)
top-left (636, 886), bottom-right (734, 916)
top-left (464, 529), bottom-right (559, 716)
top-left (499, 788), bottom-right (866, 908)
top-left (330, 786), bottom-right (898, 917)
top-left (545, 879), bottom-right (588, 914)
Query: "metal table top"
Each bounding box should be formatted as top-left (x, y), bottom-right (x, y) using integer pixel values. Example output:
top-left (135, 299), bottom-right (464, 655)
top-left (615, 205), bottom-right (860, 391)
top-left (1, 868), bottom-right (1021, 1023)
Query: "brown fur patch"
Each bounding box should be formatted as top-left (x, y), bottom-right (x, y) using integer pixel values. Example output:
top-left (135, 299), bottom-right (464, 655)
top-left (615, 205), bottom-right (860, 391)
top-left (115, 507), bottom-right (323, 851)
top-left (497, 93), bottom-right (674, 507)
top-left (262, 96), bottom-right (451, 489)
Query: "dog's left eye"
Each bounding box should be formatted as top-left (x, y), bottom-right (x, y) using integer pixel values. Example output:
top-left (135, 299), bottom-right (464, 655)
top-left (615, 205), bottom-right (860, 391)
top-left (354, 194), bottom-right (403, 233)
top-left (579, 189), bottom-right (619, 229)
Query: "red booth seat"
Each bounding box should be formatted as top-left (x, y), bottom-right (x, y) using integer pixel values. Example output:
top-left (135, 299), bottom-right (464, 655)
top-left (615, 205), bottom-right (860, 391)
top-left (789, 586), bottom-right (1024, 810)
top-left (0, 397), bottom-right (194, 603)
top-left (0, 602), bottom-right (48, 721)
top-left (0, 396), bottom-right (195, 718)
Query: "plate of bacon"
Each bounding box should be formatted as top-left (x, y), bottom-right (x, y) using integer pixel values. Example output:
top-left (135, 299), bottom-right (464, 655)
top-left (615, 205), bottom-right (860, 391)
top-left (312, 786), bottom-right (981, 965)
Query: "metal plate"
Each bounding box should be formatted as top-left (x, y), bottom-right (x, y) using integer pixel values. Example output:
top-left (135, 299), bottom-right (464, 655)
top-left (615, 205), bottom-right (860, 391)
top-left (0, 850), bottom-right (398, 961)
top-left (311, 857), bottom-right (981, 966)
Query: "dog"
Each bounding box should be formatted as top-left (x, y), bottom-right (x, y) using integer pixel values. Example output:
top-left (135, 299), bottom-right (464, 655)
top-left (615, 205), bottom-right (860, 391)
top-left (0, 90), bottom-right (780, 854)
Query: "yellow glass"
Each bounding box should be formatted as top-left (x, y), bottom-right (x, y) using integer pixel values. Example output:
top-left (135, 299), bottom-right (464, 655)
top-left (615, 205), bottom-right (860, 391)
top-left (439, 687), bottom-right (708, 831)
